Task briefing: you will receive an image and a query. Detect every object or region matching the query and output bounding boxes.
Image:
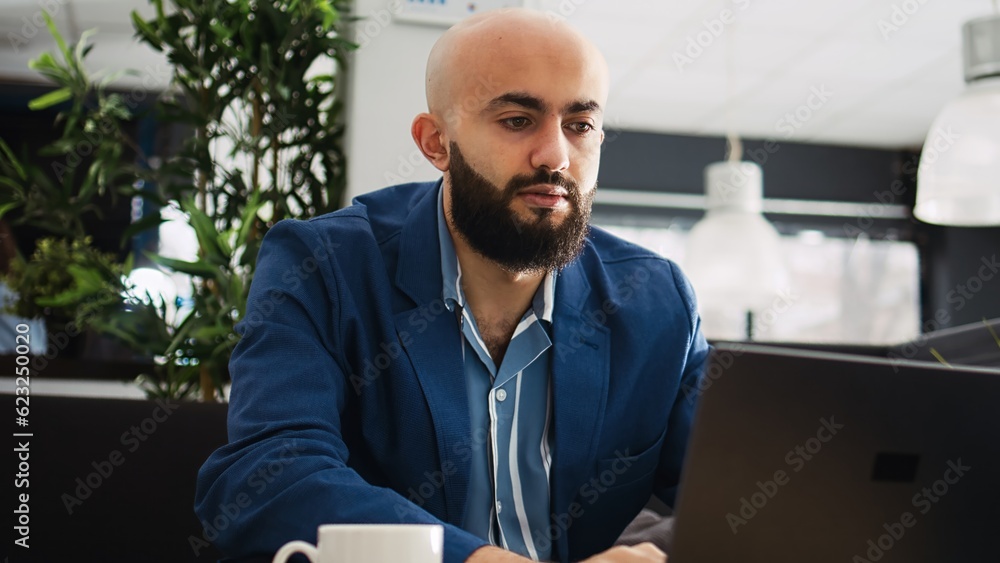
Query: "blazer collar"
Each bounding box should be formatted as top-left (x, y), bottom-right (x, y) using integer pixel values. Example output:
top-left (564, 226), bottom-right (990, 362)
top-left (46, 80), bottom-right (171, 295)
top-left (396, 178), bottom-right (446, 307)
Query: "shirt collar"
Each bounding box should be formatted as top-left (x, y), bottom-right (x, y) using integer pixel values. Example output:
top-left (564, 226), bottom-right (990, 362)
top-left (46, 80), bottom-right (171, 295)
top-left (436, 183), bottom-right (556, 322)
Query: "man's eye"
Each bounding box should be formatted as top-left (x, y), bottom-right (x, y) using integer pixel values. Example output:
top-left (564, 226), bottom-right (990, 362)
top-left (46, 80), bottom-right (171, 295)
top-left (570, 122), bottom-right (594, 134)
top-left (502, 117), bottom-right (531, 129)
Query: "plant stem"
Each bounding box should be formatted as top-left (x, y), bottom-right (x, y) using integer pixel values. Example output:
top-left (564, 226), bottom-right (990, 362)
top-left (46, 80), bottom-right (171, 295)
top-left (252, 77), bottom-right (262, 194)
top-left (200, 364), bottom-right (214, 402)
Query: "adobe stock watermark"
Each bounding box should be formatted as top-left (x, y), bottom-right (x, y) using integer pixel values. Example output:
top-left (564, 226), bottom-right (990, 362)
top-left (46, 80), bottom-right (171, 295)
top-left (441, 74), bottom-right (502, 131)
top-left (543, 0), bottom-right (589, 22)
top-left (60, 398), bottom-right (180, 514)
top-left (774, 85), bottom-right (834, 138)
top-left (26, 290), bottom-right (124, 374)
top-left (6, 0), bottom-right (68, 53)
top-left (530, 448), bottom-right (639, 555)
top-left (850, 459), bottom-right (971, 562)
top-left (190, 440), bottom-right (307, 555)
top-left (395, 421), bottom-right (509, 516)
top-left (352, 0), bottom-right (404, 49)
top-left (681, 343), bottom-right (743, 405)
top-left (943, 255), bottom-right (1000, 313)
top-left (673, 0), bottom-right (753, 72)
top-left (383, 148), bottom-right (428, 186)
top-left (726, 416), bottom-right (845, 534)
top-left (51, 63), bottom-right (174, 182)
top-left (348, 297), bottom-right (452, 395)
top-left (732, 86), bottom-right (834, 171)
top-left (914, 125), bottom-right (960, 178)
top-left (682, 287), bottom-right (799, 405)
top-left (237, 236), bottom-right (342, 339)
top-left (392, 448), bottom-right (640, 554)
top-left (877, 0), bottom-right (934, 41)
top-left (844, 126), bottom-right (957, 239)
top-left (553, 261), bottom-right (667, 362)
top-left (887, 254), bottom-right (999, 371)
top-left (885, 308), bottom-right (955, 369)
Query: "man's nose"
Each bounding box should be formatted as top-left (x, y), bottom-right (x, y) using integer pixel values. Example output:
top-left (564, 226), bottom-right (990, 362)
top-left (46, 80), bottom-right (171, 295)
top-left (529, 120), bottom-right (571, 172)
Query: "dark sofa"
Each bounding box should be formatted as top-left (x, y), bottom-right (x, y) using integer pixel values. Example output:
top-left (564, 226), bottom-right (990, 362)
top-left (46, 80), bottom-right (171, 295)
top-left (4, 393), bottom-right (227, 563)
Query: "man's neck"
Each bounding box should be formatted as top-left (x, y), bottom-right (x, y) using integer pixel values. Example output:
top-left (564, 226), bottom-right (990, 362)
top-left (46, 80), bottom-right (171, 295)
top-left (442, 189), bottom-right (545, 365)
top-left (451, 234), bottom-right (543, 366)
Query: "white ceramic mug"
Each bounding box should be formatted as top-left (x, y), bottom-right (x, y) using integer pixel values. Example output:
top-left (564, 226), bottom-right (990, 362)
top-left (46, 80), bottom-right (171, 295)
top-left (272, 524), bottom-right (444, 563)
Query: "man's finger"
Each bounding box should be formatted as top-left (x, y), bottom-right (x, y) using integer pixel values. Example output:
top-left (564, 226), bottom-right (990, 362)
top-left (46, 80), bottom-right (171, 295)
top-left (630, 542), bottom-right (666, 561)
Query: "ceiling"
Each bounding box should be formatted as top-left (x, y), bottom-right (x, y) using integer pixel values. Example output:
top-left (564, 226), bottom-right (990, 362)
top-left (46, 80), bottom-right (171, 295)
top-left (0, 0), bottom-right (167, 91)
top-left (1, 0), bottom-right (996, 149)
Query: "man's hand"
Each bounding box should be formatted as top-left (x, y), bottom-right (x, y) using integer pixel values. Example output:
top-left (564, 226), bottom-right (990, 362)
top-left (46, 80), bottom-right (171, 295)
top-left (580, 542), bottom-right (667, 562)
top-left (466, 546), bottom-right (534, 562)
top-left (465, 542), bottom-right (666, 562)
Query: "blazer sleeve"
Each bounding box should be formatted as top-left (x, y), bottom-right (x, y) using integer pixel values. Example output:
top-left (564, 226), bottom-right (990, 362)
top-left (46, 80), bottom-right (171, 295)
top-left (194, 219), bottom-right (488, 563)
top-left (653, 260), bottom-right (711, 508)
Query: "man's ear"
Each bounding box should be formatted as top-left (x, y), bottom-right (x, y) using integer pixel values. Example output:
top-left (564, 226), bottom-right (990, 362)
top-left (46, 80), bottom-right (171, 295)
top-left (411, 113), bottom-right (450, 172)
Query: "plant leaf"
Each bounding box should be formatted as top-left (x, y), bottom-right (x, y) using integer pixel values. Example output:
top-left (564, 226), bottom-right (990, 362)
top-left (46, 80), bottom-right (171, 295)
top-left (183, 198), bottom-right (231, 264)
top-left (75, 28), bottom-right (98, 63)
top-left (28, 87), bottom-right (72, 110)
top-left (131, 10), bottom-right (164, 51)
top-left (120, 212), bottom-right (166, 248)
top-left (0, 138), bottom-right (26, 179)
top-left (145, 251), bottom-right (220, 279)
top-left (0, 202), bottom-right (23, 220)
top-left (42, 12), bottom-right (72, 63)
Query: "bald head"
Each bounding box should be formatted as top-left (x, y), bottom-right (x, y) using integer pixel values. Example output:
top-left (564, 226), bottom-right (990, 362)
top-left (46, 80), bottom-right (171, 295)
top-left (411, 9), bottom-right (608, 276)
top-left (425, 8), bottom-right (609, 122)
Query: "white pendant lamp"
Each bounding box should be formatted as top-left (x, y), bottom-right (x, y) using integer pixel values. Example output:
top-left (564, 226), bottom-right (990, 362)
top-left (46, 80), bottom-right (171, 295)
top-left (685, 159), bottom-right (787, 338)
top-left (685, 20), bottom-right (788, 340)
top-left (915, 13), bottom-right (1000, 227)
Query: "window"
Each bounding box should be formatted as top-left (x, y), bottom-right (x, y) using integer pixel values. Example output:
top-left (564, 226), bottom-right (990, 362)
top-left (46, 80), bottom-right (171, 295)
top-left (598, 221), bottom-right (920, 345)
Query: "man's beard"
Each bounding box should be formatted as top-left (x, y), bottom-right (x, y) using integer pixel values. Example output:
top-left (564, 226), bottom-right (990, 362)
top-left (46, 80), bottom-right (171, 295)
top-left (446, 141), bottom-right (595, 275)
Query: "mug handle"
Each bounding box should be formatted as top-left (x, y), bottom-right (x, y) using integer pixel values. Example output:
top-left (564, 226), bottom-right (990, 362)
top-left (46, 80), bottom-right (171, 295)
top-left (272, 540), bottom-right (320, 563)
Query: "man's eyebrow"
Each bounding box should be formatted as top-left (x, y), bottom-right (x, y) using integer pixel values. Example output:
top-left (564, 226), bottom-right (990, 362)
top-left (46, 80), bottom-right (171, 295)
top-left (482, 93), bottom-right (603, 116)
top-left (564, 100), bottom-right (602, 115)
top-left (484, 92), bottom-right (547, 113)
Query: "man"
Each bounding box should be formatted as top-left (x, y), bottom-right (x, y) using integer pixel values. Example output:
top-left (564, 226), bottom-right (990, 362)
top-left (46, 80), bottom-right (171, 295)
top-left (195, 8), bottom-right (708, 563)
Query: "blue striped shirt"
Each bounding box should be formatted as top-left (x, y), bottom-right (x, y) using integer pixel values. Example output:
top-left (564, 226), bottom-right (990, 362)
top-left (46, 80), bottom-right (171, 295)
top-left (436, 185), bottom-right (555, 560)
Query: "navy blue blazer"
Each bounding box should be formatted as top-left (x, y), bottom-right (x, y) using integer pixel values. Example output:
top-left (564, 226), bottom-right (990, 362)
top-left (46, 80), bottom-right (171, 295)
top-left (195, 180), bottom-right (709, 563)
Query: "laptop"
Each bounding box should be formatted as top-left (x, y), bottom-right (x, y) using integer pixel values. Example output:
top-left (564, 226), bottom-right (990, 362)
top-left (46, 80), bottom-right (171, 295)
top-left (670, 343), bottom-right (1000, 562)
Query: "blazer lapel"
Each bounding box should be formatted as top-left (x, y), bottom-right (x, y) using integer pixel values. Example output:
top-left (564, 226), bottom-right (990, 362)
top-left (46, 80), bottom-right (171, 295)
top-left (550, 253), bottom-right (610, 560)
top-left (393, 181), bottom-right (472, 526)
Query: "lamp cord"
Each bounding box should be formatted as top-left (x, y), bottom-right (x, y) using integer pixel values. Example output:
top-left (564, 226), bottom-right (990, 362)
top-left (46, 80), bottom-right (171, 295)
top-left (724, 0), bottom-right (742, 162)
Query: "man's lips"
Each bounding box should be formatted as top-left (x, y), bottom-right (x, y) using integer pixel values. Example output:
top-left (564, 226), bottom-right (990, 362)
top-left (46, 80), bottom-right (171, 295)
top-left (516, 184), bottom-right (571, 209)
top-left (518, 184), bottom-right (569, 197)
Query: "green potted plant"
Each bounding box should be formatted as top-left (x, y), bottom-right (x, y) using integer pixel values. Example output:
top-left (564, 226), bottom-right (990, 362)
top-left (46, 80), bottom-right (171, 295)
top-left (2, 236), bottom-right (132, 357)
top-left (0, 0), bottom-right (356, 400)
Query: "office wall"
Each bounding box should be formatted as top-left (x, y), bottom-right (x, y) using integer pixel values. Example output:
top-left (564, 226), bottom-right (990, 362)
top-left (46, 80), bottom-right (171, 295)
top-left (343, 0), bottom-right (443, 202)
top-left (598, 131), bottom-right (907, 202)
top-left (920, 225), bottom-right (1000, 330)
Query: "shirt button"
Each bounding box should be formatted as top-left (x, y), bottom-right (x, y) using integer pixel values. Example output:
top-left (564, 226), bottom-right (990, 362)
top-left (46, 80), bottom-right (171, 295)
top-left (496, 501), bottom-right (502, 513)
top-left (496, 389), bottom-right (507, 402)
